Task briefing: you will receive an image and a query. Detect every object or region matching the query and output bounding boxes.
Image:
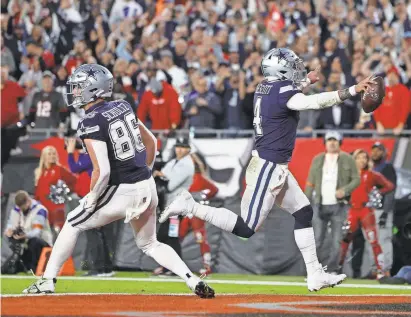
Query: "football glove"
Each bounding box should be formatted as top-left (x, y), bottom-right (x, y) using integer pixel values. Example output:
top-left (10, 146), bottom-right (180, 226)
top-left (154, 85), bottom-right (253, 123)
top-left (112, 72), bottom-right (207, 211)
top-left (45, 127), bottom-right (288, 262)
top-left (84, 192), bottom-right (98, 214)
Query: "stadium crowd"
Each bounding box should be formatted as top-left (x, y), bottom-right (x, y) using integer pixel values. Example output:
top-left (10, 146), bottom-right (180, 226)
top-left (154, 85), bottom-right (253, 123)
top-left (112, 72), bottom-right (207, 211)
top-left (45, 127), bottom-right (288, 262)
top-left (1, 0), bottom-right (411, 142)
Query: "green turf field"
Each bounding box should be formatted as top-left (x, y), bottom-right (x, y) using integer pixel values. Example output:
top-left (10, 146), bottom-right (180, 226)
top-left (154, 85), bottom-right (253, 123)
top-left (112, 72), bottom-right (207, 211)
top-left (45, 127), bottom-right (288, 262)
top-left (2, 272), bottom-right (411, 295)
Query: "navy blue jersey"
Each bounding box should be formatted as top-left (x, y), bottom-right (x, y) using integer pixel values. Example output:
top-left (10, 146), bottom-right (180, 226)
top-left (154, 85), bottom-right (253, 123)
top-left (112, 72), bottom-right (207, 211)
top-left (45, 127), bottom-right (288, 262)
top-left (77, 100), bottom-right (151, 185)
top-left (253, 80), bottom-right (301, 163)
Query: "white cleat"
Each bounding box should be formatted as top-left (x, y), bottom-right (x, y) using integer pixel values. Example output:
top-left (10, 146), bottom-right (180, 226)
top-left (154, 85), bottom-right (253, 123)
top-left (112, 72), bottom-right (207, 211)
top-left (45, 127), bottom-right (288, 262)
top-left (159, 190), bottom-right (195, 223)
top-left (307, 265), bottom-right (346, 292)
top-left (22, 278), bottom-right (56, 294)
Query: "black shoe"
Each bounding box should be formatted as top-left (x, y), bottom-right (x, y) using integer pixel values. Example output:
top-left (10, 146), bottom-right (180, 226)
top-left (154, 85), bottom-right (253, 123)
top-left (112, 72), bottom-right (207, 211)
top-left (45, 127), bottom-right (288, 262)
top-left (194, 281), bottom-right (215, 299)
top-left (378, 276), bottom-right (406, 285)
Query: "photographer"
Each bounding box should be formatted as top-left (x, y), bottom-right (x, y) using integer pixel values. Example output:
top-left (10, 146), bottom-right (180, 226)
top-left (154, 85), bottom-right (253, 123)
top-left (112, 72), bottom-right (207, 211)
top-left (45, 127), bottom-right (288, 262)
top-left (66, 137), bottom-right (114, 277)
top-left (2, 191), bottom-right (53, 274)
top-left (152, 137), bottom-right (195, 276)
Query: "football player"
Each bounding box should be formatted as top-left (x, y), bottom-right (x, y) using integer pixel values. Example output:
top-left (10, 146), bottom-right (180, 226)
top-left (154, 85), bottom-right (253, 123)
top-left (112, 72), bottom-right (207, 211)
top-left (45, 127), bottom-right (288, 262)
top-left (22, 64), bottom-right (214, 298)
top-left (159, 48), bottom-right (375, 291)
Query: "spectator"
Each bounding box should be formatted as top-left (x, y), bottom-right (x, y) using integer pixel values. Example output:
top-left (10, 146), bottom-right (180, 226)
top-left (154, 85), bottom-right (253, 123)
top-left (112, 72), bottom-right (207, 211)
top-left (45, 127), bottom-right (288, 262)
top-left (138, 78), bottom-right (181, 130)
top-left (1, 33), bottom-right (16, 74)
top-left (18, 56), bottom-right (44, 90)
top-left (368, 142), bottom-right (397, 276)
top-left (2, 191), bottom-right (53, 274)
top-left (180, 152), bottom-right (219, 276)
top-left (28, 71), bottom-right (67, 133)
top-left (160, 49), bottom-right (188, 96)
top-left (152, 137), bottom-right (194, 276)
top-left (185, 76), bottom-right (222, 129)
top-left (318, 71), bottom-right (359, 130)
top-left (34, 146), bottom-right (76, 230)
top-left (217, 68), bottom-right (249, 130)
top-left (339, 149), bottom-right (394, 279)
top-left (1, 64), bottom-right (26, 170)
top-left (374, 68), bottom-right (411, 135)
top-left (306, 131), bottom-right (360, 273)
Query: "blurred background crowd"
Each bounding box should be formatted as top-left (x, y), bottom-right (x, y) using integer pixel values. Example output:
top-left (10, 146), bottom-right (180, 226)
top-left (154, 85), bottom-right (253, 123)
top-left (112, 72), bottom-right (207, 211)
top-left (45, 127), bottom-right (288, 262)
top-left (1, 0), bottom-right (411, 139)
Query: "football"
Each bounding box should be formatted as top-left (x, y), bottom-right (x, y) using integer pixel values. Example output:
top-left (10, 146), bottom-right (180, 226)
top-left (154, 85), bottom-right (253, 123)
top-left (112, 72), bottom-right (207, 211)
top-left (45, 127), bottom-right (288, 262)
top-left (361, 76), bottom-right (385, 113)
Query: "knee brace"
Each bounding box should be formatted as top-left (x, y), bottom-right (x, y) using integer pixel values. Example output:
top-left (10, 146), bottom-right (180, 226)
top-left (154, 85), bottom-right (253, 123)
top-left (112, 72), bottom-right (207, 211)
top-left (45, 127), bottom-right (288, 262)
top-left (232, 216), bottom-right (255, 238)
top-left (293, 205), bottom-right (313, 229)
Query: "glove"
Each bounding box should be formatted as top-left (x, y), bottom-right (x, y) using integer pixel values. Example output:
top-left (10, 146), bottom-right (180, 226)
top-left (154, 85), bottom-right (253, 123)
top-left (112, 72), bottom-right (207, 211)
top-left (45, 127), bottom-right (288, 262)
top-left (378, 211), bottom-right (388, 228)
top-left (83, 192), bottom-right (98, 214)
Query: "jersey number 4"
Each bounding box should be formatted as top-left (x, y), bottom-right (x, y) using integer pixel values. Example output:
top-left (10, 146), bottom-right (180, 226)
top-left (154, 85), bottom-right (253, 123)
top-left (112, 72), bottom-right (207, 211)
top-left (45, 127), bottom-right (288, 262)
top-left (109, 113), bottom-right (145, 161)
top-left (253, 97), bottom-right (263, 136)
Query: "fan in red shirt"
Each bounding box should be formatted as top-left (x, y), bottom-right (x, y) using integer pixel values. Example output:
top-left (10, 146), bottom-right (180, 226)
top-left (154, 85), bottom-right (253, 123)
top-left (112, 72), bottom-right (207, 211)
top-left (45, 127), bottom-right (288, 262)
top-left (34, 146), bottom-right (77, 230)
top-left (373, 68), bottom-right (411, 135)
top-left (339, 149), bottom-right (394, 279)
top-left (179, 153), bottom-right (218, 276)
top-left (137, 78), bottom-right (181, 130)
top-left (1, 65), bottom-right (26, 170)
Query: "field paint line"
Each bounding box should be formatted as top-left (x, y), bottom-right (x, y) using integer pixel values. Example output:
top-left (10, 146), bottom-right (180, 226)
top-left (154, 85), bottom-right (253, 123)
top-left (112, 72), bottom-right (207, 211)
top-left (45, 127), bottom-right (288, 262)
top-left (2, 275), bottom-right (411, 290)
top-left (2, 293), bottom-right (411, 298)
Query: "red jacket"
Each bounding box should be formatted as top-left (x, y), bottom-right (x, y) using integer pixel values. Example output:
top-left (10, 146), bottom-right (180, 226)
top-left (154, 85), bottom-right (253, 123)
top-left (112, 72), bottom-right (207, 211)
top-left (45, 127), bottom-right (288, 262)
top-left (189, 173), bottom-right (218, 199)
top-left (374, 84), bottom-right (411, 128)
top-left (35, 164), bottom-right (77, 213)
top-left (137, 82), bottom-right (181, 129)
top-left (1, 81), bottom-right (26, 127)
top-left (350, 169), bottom-right (394, 209)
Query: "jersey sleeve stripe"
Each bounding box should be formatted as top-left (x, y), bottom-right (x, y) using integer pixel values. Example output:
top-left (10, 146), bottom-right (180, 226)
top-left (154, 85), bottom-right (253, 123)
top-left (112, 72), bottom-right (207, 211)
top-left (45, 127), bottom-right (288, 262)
top-left (279, 85), bottom-right (294, 94)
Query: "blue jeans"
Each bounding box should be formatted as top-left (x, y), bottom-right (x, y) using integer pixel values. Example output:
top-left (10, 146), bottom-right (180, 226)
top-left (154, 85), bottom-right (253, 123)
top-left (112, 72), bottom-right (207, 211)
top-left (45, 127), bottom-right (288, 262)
top-left (395, 266), bottom-right (411, 283)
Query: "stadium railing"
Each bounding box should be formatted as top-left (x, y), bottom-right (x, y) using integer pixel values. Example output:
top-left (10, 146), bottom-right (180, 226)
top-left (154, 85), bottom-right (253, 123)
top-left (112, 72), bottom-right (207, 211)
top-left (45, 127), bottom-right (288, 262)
top-left (21, 128), bottom-right (411, 140)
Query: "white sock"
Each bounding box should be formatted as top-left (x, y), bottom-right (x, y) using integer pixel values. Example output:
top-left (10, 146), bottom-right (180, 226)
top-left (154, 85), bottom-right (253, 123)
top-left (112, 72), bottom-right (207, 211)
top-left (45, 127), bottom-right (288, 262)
top-left (192, 203), bottom-right (237, 233)
top-left (146, 242), bottom-right (195, 283)
top-left (43, 222), bottom-right (81, 279)
top-left (294, 227), bottom-right (320, 276)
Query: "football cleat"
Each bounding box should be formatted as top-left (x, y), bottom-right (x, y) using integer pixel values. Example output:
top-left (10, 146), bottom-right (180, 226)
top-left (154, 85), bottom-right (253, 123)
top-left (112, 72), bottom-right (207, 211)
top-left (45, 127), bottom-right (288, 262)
top-left (187, 276), bottom-right (215, 299)
top-left (22, 278), bottom-right (56, 294)
top-left (159, 190), bottom-right (195, 223)
top-left (307, 265), bottom-right (346, 292)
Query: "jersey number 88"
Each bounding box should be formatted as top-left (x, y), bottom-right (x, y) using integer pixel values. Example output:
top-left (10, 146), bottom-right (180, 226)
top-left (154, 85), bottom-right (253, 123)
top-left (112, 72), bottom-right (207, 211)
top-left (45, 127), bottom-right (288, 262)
top-left (109, 113), bottom-right (145, 161)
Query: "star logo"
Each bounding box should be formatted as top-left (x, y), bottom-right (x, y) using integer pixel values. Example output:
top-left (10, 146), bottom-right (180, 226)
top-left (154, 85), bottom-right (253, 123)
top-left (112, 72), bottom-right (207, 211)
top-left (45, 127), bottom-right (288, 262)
top-left (84, 67), bottom-right (100, 81)
top-left (79, 122), bottom-right (87, 135)
top-left (277, 50), bottom-right (288, 62)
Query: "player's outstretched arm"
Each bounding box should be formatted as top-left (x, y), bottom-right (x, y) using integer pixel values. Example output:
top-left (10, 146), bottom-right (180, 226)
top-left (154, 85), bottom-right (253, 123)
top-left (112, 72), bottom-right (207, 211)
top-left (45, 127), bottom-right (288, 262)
top-left (138, 120), bottom-right (157, 169)
top-left (287, 75), bottom-right (375, 111)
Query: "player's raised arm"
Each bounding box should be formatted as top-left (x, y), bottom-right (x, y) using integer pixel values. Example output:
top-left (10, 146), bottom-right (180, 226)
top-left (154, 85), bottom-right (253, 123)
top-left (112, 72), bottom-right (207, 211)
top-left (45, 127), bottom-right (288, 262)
top-left (286, 75), bottom-right (375, 111)
top-left (83, 138), bottom-right (111, 212)
top-left (138, 119), bottom-right (157, 169)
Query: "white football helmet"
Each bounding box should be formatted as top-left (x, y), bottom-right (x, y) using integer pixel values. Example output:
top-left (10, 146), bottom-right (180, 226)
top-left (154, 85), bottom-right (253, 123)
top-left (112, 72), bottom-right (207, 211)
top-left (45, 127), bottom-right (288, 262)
top-left (64, 64), bottom-right (114, 108)
top-left (261, 48), bottom-right (307, 83)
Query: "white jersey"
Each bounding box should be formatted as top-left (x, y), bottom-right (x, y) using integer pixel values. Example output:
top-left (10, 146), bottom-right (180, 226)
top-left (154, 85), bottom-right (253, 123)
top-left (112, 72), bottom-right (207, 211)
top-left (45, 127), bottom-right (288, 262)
top-left (7, 199), bottom-right (53, 246)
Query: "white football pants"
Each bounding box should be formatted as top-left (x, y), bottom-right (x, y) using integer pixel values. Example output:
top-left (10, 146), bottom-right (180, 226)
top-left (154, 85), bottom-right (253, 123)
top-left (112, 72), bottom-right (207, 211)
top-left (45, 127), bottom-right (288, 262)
top-left (242, 153), bottom-right (310, 231)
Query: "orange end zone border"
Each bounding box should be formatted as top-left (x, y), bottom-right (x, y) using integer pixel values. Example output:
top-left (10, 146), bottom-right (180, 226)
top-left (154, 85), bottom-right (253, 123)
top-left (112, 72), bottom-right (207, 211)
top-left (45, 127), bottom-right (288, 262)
top-left (2, 294), bottom-right (411, 317)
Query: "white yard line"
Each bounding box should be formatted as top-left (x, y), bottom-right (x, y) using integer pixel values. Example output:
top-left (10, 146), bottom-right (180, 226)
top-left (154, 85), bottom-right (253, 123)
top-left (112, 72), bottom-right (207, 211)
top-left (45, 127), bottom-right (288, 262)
top-left (2, 275), bottom-right (411, 290)
top-left (2, 293), bottom-right (411, 298)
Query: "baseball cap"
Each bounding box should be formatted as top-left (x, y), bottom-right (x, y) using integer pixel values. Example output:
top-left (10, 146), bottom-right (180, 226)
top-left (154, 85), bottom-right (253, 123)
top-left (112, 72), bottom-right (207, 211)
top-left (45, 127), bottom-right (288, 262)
top-left (371, 142), bottom-right (386, 152)
top-left (43, 70), bottom-right (55, 79)
top-left (324, 131), bottom-right (342, 142)
top-left (148, 78), bottom-right (163, 95)
top-left (160, 50), bottom-right (173, 58)
top-left (175, 137), bottom-right (191, 148)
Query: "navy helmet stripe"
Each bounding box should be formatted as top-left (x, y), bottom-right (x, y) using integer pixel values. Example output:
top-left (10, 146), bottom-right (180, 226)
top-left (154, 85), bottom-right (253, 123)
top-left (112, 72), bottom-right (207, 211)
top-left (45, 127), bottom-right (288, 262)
top-left (246, 161), bottom-right (269, 226)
